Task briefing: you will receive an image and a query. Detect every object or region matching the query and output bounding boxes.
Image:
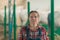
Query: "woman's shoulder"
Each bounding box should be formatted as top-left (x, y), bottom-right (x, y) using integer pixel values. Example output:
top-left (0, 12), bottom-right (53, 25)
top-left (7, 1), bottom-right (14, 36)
top-left (39, 26), bottom-right (46, 32)
top-left (20, 26), bottom-right (28, 31)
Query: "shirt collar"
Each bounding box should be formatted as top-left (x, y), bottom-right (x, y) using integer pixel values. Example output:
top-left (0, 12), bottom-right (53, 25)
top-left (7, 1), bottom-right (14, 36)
top-left (27, 24), bottom-right (42, 32)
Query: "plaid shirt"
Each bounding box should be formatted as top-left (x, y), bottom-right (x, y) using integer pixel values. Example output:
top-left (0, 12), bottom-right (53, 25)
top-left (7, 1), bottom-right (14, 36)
top-left (18, 25), bottom-right (48, 40)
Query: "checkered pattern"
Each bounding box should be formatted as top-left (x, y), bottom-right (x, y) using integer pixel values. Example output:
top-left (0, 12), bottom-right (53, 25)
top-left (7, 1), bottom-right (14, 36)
top-left (18, 25), bottom-right (49, 40)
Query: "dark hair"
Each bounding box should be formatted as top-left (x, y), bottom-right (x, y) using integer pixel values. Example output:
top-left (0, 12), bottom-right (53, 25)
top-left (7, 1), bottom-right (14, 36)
top-left (28, 11), bottom-right (39, 17)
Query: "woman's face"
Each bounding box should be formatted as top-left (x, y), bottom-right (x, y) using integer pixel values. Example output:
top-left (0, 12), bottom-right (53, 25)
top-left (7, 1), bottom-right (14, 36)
top-left (29, 13), bottom-right (39, 26)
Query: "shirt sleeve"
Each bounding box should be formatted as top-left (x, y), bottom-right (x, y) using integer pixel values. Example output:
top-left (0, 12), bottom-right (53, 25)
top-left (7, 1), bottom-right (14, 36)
top-left (42, 27), bottom-right (49, 40)
top-left (44, 30), bottom-right (49, 40)
top-left (18, 29), bottom-right (23, 40)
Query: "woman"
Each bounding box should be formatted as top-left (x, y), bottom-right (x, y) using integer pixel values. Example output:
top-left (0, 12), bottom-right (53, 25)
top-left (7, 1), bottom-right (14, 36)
top-left (18, 11), bottom-right (48, 40)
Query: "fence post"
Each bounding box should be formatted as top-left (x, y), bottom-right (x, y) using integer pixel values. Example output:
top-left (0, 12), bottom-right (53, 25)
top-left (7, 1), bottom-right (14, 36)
top-left (25, 1), bottom-right (30, 26)
top-left (8, 0), bottom-right (12, 40)
top-left (13, 0), bottom-right (16, 40)
top-left (4, 6), bottom-right (6, 40)
top-left (51, 0), bottom-right (54, 40)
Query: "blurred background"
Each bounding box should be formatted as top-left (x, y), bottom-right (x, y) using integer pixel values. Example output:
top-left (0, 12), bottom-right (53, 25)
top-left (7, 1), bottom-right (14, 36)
top-left (0, 0), bottom-right (60, 40)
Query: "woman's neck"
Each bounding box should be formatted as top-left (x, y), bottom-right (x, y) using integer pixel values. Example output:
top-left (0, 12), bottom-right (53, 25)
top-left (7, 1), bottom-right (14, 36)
top-left (29, 24), bottom-right (38, 30)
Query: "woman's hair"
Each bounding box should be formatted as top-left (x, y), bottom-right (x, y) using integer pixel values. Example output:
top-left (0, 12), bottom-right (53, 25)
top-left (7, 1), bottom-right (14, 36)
top-left (28, 11), bottom-right (39, 17)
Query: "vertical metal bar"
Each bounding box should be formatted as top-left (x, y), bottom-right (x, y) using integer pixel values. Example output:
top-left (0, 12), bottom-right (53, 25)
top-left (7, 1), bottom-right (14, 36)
top-left (28, 1), bottom-right (30, 15)
top-left (4, 6), bottom-right (6, 40)
top-left (13, 0), bottom-right (16, 40)
top-left (8, 0), bottom-right (12, 40)
top-left (9, 19), bottom-right (13, 40)
top-left (25, 1), bottom-right (30, 26)
top-left (51, 0), bottom-right (54, 40)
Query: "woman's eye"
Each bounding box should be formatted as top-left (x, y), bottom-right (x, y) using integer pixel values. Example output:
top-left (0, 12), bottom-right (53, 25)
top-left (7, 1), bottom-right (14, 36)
top-left (30, 16), bottom-right (38, 18)
top-left (35, 16), bottom-right (37, 18)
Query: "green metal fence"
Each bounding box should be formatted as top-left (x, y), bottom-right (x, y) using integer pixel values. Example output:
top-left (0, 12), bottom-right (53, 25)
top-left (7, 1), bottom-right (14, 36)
top-left (0, 0), bottom-right (55, 40)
